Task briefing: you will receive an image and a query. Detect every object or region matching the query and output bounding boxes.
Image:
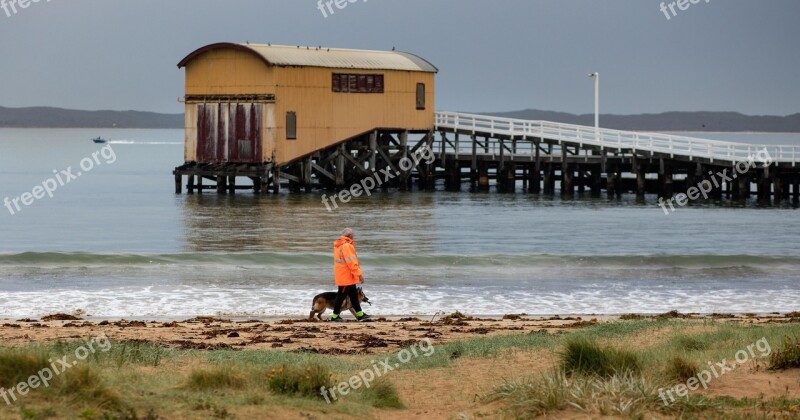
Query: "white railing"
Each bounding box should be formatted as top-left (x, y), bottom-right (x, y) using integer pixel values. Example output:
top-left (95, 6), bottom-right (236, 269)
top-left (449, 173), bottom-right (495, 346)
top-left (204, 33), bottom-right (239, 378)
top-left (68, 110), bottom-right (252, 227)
top-left (434, 112), bottom-right (798, 165)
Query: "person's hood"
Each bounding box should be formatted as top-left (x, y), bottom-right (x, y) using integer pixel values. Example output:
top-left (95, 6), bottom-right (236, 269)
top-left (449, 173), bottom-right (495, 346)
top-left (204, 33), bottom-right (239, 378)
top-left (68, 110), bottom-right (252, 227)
top-left (334, 236), bottom-right (354, 248)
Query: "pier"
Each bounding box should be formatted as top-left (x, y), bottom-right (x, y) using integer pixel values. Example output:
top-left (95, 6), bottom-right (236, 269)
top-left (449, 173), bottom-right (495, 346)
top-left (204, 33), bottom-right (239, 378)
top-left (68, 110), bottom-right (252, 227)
top-left (173, 43), bottom-right (799, 202)
top-left (175, 112), bottom-right (800, 202)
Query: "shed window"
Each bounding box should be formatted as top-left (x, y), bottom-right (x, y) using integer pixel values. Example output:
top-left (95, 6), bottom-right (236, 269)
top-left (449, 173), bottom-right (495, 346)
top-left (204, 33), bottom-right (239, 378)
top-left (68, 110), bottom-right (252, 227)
top-left (348, 75), bottom-right (358, 92)
top-left (286, 111), bottom-right (297, 140)
top-left (332, 75), bottom-right (341, 92)
top-left (332, 73), bottom-right (384, 93)
top-left (416, 83), bottom-right (426, 110)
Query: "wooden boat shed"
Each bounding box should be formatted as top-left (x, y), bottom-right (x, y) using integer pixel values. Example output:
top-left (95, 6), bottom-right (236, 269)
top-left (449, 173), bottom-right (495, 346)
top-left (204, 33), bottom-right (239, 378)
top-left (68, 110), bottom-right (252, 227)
top-left (174, 42), bottom-right (438, 193)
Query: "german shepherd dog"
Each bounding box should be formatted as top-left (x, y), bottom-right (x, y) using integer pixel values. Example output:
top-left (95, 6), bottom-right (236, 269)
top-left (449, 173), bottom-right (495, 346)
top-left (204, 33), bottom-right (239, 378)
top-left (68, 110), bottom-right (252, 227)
top-left (309, 287), bottom-right (370, 320)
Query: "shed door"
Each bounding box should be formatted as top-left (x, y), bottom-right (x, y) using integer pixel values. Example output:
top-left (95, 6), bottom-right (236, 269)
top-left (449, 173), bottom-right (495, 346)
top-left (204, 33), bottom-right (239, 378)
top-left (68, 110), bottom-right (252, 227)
top-left (197, 103), bottom-right (262, 163)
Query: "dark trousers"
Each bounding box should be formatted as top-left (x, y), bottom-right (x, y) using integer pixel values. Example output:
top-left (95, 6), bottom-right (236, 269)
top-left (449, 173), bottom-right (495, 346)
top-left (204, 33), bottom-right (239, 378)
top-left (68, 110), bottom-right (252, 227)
top-left (333, 285), bottom-right (362, 315)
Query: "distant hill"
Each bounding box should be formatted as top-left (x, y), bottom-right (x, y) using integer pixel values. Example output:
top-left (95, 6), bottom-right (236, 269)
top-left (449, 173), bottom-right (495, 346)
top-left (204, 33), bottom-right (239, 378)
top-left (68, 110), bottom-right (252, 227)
top-left (481, 109), bottom-right (800, 133)
top-left (2, 105), bottom-right (799, 132)
top-left (0, 106), bottom-right (183, 129)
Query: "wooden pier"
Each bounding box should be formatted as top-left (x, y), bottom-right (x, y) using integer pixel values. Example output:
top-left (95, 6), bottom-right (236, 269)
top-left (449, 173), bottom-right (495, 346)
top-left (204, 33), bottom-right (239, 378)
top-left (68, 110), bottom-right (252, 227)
top-left (175, 112), bottom-right (800, 202)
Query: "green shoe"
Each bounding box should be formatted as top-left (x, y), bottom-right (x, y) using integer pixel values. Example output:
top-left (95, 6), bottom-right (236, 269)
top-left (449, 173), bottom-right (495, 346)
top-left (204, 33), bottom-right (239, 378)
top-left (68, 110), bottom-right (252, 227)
top-left (356, 313), bottom-right (372, 322)
top-left (330, 315), bottom-right (344, 323)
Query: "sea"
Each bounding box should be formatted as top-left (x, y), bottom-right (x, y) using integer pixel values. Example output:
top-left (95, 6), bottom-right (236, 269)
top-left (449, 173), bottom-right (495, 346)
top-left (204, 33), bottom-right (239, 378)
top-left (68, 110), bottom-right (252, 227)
top-left (1, 129), bottom-right (799, 318)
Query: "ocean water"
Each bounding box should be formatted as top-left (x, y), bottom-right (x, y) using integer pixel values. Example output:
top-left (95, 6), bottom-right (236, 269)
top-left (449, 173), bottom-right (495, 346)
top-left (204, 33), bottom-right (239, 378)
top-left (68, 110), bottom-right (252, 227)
top-left (0, 129), bottom-right (799, 318)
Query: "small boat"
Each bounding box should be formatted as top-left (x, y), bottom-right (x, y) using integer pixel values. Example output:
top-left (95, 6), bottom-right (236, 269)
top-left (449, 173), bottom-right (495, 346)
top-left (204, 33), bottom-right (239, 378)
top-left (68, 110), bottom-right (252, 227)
top-left (92, 137), bottom-right (108, 144)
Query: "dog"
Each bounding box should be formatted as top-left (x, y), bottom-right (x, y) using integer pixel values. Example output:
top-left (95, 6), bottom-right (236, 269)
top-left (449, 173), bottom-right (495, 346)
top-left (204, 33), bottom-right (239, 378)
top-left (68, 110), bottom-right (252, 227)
top-left (309, 287), bottom-right (370, 320)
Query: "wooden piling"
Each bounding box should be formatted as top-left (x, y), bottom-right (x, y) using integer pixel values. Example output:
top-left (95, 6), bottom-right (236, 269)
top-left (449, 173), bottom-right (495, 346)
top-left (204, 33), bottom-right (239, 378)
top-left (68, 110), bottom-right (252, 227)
top-left (606, 167), bottom-right (616, 197)
top-left (227, 175), bottom-right (236, 194)
top-left (561, 146), bottom-right (573, 196)
top-left (543, 163), bottom-right (555, 194)
top-left (793, 178), bottom-right (800, 202)
top-left (531, 140), bottom-right (541, 193)
top-left (274, 168), bottom-right (282, 193)
top-left (477, 162), bottom-right (489, 192)
top-left (445, 160), bottom-right (461, 191)
top-left (773, 170), bottom-right (785, 202)
top-left (590, 168), bottom-right (602, 196)
top-left (470, 135), bottom-right (478, 190)
top-left (634, 158), bottom-right (645, 197)
top-left (174, 173), bottom-right (182, 194)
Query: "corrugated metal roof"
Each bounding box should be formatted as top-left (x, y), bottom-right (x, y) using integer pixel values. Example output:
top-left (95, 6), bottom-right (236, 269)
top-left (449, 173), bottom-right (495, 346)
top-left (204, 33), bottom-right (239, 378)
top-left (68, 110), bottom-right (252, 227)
top-left (178, 43), bottom-right (438, 73)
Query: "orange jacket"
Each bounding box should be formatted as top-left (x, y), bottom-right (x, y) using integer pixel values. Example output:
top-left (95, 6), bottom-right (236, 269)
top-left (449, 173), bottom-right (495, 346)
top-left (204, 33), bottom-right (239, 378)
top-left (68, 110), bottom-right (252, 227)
top-left (333, 236), bottom-right (363, 286)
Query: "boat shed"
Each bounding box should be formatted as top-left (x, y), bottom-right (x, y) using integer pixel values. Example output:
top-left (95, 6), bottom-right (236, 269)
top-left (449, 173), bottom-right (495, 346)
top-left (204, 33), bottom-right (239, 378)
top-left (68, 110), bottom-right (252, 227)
top-left (176, 43), bottom-right (437, 180)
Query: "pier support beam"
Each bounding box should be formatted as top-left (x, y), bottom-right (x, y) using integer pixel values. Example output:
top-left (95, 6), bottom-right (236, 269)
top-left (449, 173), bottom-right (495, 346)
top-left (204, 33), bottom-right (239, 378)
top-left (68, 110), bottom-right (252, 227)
top-left (757, 168), bottom-right (771, 201)
top-left (590, 169), bottom-right (602, 196)
top-left (634, 159), bottom-right (645, 197)
top-left (793, 178), bottom-right (800, 202)
top-left (658, 165), bottom-right (674, 198)
top-left (469, 135), bottom-right (478, 191)
top-left (272, 168), bottom-right (281, 193)
top-left (477, 162), bottom-right (489, 192)
top-left (606, 166), bottom-right (617, 197)
top-left (542, 163), bottom-right (555, 194)
top-left (531, 141), bottom-right (541, 193)
top-left (336, 146), bottom-right (346, 188)
top-left (445, 160), bottom-right (461, 191)
top-left (498, 163), bottom-right (516, 193)
top-left (227, 175), bottom-right (236, 194)
top-left (773, 169), bottom-right (786, 202)
top-left (561, 147), bottom-right (573, 196)
top-left (174, 173), bottom-right (182, 194)
top-left (737, 176), bottom-right (751, 200)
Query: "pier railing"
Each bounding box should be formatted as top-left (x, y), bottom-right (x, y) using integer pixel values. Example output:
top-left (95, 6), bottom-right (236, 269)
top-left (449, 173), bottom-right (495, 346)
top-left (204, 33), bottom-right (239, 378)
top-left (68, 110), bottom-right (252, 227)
top-left (435, 112), bottom-right (798, 166)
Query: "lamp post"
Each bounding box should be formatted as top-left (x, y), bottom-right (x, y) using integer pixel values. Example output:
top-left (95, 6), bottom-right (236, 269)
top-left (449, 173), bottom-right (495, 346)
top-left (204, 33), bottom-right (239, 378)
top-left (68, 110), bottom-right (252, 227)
top-left (589, 72), bottom-right (599, 129)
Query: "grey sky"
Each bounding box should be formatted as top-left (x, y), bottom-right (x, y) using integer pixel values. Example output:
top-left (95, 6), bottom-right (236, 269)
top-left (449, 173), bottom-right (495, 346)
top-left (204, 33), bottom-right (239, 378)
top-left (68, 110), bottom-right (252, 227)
top-left (0, 0), bottom-right (798, 116)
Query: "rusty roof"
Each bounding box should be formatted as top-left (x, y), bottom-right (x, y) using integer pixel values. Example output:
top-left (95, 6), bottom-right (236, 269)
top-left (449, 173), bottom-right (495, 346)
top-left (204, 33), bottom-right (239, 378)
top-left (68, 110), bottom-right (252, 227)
top-left (178, 43), bottom-right (438, 73)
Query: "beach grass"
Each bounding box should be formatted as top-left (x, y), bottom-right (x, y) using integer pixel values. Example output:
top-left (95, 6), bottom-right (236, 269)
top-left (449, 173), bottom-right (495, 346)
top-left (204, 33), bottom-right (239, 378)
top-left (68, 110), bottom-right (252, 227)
top-left (0, 319), bottom-right (798, 419)
top-left (769, 335), bottom-right (800, 370)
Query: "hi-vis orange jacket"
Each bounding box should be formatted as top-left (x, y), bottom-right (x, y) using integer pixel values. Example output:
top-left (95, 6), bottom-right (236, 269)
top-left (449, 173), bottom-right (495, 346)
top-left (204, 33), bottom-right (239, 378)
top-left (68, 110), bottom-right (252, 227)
top-left (333, 236), bottom-right (363, 286)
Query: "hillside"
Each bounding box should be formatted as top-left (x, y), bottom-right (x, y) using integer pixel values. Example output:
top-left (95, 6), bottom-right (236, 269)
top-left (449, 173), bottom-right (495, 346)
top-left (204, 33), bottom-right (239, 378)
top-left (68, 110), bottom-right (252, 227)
top-left (0, 106), bottom-right (183, 129)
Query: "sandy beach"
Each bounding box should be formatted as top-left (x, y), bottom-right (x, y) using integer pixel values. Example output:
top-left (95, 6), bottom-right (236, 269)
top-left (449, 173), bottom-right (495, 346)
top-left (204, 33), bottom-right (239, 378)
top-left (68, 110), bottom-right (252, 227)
top-left (0, 313), bottom-right (614, 353)
top-left (0, 311), bottom-right (798, 419)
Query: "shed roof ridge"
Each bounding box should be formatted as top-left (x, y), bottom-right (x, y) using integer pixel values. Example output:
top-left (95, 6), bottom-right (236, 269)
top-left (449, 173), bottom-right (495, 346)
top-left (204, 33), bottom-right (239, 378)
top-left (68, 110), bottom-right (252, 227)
top-left (178, 42), bottom-right (438, 73)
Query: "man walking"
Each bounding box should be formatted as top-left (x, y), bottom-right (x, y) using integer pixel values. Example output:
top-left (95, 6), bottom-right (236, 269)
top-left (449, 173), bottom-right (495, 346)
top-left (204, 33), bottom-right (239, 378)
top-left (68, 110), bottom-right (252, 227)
top-left (332, 228), bottom-right (371, 322)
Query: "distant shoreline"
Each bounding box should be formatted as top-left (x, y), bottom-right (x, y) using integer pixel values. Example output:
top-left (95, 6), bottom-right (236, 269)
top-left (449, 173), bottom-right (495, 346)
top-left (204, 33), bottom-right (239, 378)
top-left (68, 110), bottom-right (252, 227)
top-left (2, 105), bottom-right (799, 132)
top-left (2, 127), bottom-right (798, 135)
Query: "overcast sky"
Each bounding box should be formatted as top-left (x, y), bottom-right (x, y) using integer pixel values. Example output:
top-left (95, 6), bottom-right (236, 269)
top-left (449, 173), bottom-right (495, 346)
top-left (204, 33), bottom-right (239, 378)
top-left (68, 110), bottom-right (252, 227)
top-left (0, 0), bottom-right (798, 116)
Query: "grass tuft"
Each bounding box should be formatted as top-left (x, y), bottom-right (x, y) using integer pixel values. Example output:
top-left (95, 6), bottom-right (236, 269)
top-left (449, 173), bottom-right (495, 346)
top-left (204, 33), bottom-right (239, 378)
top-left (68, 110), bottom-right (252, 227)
top-left (666, 355), bottom-right (700, 382)
top-left (768, 336), bottom-right (800, 370)
top-left (55, 365), bottom-right (123, 410)
top-left (0, 348), bottom-right (51, 388)
top-left (560, 338), bottom-right (640, 378)
top-left (355, 379), bottom-right (404, 408)
top-left (186, 366), bottom-right (244, 391)
top-left (675, 335), bottom-right (708, 352)
top-left (267, 363), bottom-right (333, 399)
top-left (484, 370), bottom-right (659, 418)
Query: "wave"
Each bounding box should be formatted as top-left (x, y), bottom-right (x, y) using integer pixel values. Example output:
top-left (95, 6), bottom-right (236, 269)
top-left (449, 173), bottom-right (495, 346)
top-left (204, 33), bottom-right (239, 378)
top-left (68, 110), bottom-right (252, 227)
top-left (1, 252), bottom-right (798, 269)
top-left (2, 285), bottom-right (799, 318)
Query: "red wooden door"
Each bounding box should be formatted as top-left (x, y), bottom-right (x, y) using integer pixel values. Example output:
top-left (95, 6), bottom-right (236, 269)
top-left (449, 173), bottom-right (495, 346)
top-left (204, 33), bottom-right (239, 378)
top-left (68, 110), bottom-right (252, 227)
top-left (196, 103), bottom-right (262, 163)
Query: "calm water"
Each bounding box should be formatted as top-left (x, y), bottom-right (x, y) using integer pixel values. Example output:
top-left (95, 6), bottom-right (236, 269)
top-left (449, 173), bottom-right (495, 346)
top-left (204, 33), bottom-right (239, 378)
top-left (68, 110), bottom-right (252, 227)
top-left (0, 129), bottom-right (799, 317)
